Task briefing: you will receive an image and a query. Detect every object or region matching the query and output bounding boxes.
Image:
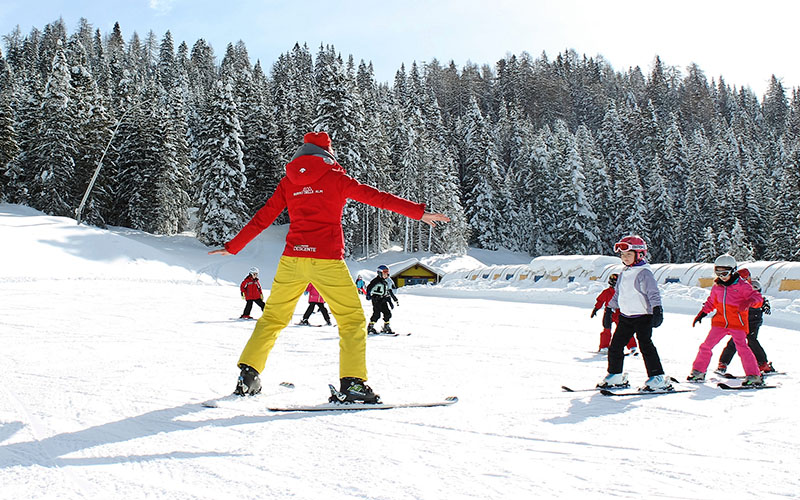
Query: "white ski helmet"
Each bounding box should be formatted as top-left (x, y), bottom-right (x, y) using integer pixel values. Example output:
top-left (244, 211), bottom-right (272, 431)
top-left (249, 267), bottom-right (259, 275)
top-left (750, 279), bottom-right (762, 292)
top-left (713, 254), bottom-right (737, 270)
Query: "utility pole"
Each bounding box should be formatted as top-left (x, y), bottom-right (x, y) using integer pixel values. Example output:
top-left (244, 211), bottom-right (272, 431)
top-left (75, 99), bottom-right (150, 225)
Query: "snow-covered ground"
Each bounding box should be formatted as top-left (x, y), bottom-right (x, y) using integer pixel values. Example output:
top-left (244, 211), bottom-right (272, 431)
top-left (1, 203), bottom-right (798, 500)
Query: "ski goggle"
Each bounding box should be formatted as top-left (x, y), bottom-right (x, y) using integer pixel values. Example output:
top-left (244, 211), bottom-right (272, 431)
top-left (614, 242), bottom-right (646, 253)
top-left (714, 267), bottom-right (733, 277)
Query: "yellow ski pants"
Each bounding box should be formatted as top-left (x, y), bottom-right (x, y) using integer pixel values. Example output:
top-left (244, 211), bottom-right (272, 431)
top-left (238, 256), bottom-right (368, 380)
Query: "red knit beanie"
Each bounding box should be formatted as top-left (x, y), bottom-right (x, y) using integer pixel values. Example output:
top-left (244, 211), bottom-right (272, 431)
top-left (303, 131), bottom-right (331, 150)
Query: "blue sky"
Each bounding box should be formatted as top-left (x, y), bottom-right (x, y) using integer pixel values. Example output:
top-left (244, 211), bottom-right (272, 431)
top-left (0, 0), bottom-right (797, 97)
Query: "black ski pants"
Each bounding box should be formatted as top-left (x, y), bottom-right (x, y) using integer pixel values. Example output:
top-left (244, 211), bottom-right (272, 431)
top-left (719, 326), bottom-right (767, 365)
top-left (242, 299), bottom-right (265, 317)
top-left (608, 314), bottom-right (664, 377)
top-left (369, 297), bottom-right (392, 323)
top-left (302, 302), bottom-right (331, 324)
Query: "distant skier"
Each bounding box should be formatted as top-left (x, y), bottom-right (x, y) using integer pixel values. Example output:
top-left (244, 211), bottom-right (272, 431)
top-left (209, 131), bottom-right (450, 403)
top-left (299, 283), bottom-right (332, 326)
top-left (716, 268), bottom-right (775, 375)
top-left (590, 273), bottom-right (638, 355)
top-left (355, 275), bottom-right (366, 295)
top-left (366, 265), bottom-right (399, 334)
top-left (597, 235), bottom-right (670, 392)
top-left (239, 267), bottom-right (264, 319)
top-left (689, 255), bottom-right (764, 386)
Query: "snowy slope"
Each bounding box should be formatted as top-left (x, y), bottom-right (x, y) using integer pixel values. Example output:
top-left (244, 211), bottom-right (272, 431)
top-left (1, 204), bottom-right (799, 500)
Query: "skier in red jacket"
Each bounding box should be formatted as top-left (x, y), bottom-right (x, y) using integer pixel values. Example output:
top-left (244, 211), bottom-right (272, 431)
top-left (210, 131), bottom-right (449, 403)
top-left (239, 267), bottom-right (264, 319)
top-left (591, 273), bottom-right (638, 354)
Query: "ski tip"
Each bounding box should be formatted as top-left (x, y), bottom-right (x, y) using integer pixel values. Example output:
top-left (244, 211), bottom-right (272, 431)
top-left (280, 381), bottom-right (295, 389)
top-left (561, 386), bottom-right (575, 392)
top-left (445, 396), bottom-right (458, 403)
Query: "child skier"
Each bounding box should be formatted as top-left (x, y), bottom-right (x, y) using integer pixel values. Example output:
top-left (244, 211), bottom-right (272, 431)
top-left (366, 265), bottom-right (399, 334)
top-left (597, 235), bottom-right (670, 392)
top-left (239, 267), bottom-right (264, 319)
top-left (591, 273), bottom-right (638, 355)
top-left (209, 131), bottom-right (449, 403)
top-left (716, 269), bottom-right (775, 374)
top-left (355, 275), bottom-right (366, 295)
top-left (689, 255), bottom-right (765, 386)
top-left (299, 283), bottom-right (332, 326)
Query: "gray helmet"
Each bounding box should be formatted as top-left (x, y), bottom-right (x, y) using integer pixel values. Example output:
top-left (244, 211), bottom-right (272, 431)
top-left (249, 267), bottom-right (259, 275)
top-left (713, 254), bottom-right (737, 269)
top-left (751, 279), bottom-right (762, 292)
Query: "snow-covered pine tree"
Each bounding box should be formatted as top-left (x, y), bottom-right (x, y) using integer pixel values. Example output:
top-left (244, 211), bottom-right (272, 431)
top-left (698, 227), bottom-right (717, 263)
top-left (645, 154), bottom-right (677, 263)
top-left (681, 130), bottom-right (718, 261)
top-left (312, 44), bottom-right (364, 256)
top-left (0, 48), bottom-right (20, 200)
top-left (194, 79), bottom-right (250, 246)
top-left (576, 124), bottom-right (614, 253)
top-left (600, 104), bottom-right (647, 238)
top-left (729, 219), bottom-right (754, 263)
top-left (28, 40), bottom-right (78, 217)
top-left (768, 140), bottom-right (800, 260)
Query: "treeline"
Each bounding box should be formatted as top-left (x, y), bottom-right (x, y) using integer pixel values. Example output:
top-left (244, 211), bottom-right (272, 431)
top-left (0, 18), bottom-right (798, 261)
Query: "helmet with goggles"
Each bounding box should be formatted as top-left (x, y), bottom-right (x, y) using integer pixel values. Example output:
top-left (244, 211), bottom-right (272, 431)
top-left (713, 254), bottom-right (737, 278)
top-left (614, 235), bottom-right (647, 257)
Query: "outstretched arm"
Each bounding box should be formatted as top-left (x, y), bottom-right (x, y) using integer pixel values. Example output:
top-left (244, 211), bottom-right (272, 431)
top-left (421, 212), bottom-right (450, 227)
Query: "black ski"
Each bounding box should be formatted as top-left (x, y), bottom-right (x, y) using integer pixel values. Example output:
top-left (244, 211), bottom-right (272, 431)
top-left (717, 372), bottom-right (786, 379)
top-left (368, 332), bottom-right (411, 337)
top-left (600, 388), bottom-right (694, 397)
top-left (561, 385), bottom-right (629, 393)
top-left (717, 382), bottom-right (777, 391)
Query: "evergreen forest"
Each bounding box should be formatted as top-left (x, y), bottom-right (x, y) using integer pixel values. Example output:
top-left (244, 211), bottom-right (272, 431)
top-left (1, 19), bottom-right (798, 262)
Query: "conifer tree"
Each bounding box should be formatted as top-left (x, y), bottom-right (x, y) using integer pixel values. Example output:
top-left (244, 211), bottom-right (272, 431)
top-left (194, 79), bottom-right (249, 246)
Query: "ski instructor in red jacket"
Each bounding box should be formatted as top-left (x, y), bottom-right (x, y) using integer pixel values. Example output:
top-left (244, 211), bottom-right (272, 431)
top-left (209, 131), bottom-right (450, 403)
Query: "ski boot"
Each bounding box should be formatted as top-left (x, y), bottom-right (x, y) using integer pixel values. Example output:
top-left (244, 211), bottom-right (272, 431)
top-left (367, 322), bottom-right (378, 335)
top-left (234, 364), bottom-right (262, 396)
top-left (686, 369), bottom-right (705, 382)
top-left (640, 374), bottom-right (673, 392)
top-left (597, 372), bottom-right (629, 389)
top-left (381, 322), bottom-right (394, 334)
top-left (598, 347), bottom-right (609, 354)
top-left (759, 361), bottom-right (776, 374)
top-left (628, 347), bottom-right (639, 356)
top-left (715, 362), bottom-right (727, 375)
top-left (298, 318), bottom-right (310, 326)
top-left (742, 375), bottom-right (764, 387)
top-left (330, 377), bottom-right (381, 404)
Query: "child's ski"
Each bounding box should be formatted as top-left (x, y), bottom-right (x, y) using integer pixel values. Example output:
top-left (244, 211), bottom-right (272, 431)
top-left (599, 388), bottom-right (694, 397)
top-left (561, 385), bottom-right (628, 393)
top-left (717, 382), bottom-right (777, 391)
top-left (268, 396), bottom-right (458, 412)
top-left (717, 372), bottom-right (786, 379)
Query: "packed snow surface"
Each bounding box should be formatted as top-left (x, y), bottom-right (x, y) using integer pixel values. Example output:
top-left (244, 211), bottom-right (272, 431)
top-left (1, 203), bottom-right (798, 499)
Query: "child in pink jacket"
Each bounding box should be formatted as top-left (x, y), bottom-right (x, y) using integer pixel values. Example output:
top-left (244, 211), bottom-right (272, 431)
top-left (299, 283), bottom-right (332, 326)
top-left (687, 254), bottom-right (764, 386)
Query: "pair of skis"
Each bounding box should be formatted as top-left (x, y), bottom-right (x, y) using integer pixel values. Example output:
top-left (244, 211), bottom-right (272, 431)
top-left (202, 382), bottom-right (457, 412)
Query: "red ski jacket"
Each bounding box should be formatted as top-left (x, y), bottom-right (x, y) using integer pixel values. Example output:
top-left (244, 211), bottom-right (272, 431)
top-left (305, 283), bottom-right (324, 303)
top-left (240, 275), bottom-right (262, 300)
top-left (701, 276), bottom-right (763, 330)
top-left (225, 146), bottom-right (425, 259)
top-left (594, 286), bottom-right (620, 324)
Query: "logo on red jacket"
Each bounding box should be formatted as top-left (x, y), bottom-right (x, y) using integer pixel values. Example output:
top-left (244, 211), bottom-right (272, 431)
top-left (293, 186), bottom-right (323, 196)
top-left (293, 244), bottom-right (317, 252)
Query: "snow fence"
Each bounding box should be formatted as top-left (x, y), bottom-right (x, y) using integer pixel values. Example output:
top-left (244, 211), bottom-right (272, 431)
top-left (442, 256), bottom-right (800, 296)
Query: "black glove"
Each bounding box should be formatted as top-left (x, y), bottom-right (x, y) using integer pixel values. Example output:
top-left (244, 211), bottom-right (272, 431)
top-left (652, 305), bottom-right (663, 328)
top-left (693, 311), bottom-right (707, 327)
top-left (763, 299), bottom-right (771, 315)
top-left (590, 307), bottom-right (599, 318)
top-left (394, 299), bottom-right (399, 307)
